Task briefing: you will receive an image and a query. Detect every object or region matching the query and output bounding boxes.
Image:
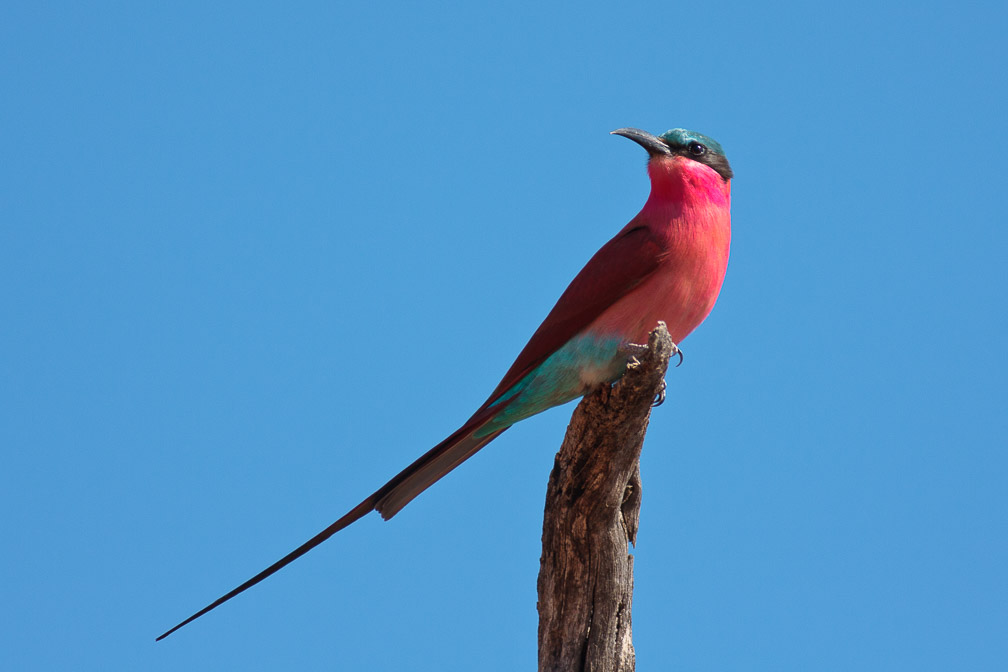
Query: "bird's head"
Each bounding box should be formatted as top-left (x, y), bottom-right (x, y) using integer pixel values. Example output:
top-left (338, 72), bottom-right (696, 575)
top-left (612, 127), bottom-right (732, 208)
top-left (611, 127), bottom-right (733, 183)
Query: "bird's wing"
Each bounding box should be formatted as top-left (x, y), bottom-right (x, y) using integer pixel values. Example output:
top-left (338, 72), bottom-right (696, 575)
top-left (486, 223), bottom-right (665, 403)
top-left (371, 225), bottom-right (666, 520)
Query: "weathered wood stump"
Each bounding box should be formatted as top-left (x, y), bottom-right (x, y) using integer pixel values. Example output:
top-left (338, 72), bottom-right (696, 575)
top-left (537, 323), bottom-right (675, 672)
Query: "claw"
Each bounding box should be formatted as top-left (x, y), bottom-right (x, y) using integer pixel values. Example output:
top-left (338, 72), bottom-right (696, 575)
top-left (652, 379), bottom-right (667, 407)
top-left (672, 344), bottom-right (684, 367)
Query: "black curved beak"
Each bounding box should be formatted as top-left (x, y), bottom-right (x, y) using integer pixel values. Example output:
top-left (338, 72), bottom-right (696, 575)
top-left (610, 128), bottom-right (672, 157)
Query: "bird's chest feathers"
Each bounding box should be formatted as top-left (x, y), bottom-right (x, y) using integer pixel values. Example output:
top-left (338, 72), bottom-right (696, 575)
top-left (592, 172), bottom-right (731, 344)
top-left (608, 234), bottom-right (728, 343)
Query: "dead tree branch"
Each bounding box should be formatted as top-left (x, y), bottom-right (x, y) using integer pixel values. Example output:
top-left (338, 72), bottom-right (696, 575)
top-left (537, 322), bottom-right (675, 672)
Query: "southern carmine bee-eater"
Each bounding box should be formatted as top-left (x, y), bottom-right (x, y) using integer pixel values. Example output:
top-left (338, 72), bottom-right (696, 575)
top-left (158, 126), bottom-right (733, 640)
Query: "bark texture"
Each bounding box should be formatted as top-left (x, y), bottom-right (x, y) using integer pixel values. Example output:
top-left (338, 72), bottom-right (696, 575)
top-left (537, 323), bottom-right (675, 672)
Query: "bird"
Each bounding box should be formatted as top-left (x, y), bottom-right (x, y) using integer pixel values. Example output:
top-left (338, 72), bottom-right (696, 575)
top-left (157, 126), bottom-right (733, 641)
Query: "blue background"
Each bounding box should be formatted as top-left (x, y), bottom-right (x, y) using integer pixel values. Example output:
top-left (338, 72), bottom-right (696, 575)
top-left (3, 2), bottom-right (1005, 670)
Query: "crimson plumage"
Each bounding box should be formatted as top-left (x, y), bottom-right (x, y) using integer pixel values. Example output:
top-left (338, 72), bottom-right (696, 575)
top-left (158, 126), bottom-right (733, 640)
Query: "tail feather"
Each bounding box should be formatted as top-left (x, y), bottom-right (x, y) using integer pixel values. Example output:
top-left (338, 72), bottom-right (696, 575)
top-left (157, 403), bottom-right (513, 641)
top-left (156, 495), bottom-right (377, 641)
top-left (375, 427), bottom-right (506, 519)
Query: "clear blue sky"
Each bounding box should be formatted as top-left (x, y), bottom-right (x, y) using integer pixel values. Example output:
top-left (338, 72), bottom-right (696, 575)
top-left (2, 2), bottom-right (1006, 670)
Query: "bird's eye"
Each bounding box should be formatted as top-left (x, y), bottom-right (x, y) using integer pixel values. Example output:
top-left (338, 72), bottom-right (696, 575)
top-left (688, 142), bottom-right (707, 156)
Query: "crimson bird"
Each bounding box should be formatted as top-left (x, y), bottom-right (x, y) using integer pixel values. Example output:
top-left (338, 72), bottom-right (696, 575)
top-left (158, 126), bottom-right (732, 640)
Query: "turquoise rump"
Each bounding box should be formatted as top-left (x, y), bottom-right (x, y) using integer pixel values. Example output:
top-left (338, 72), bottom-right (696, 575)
top-left (478, 332), bottom-right (628, 437)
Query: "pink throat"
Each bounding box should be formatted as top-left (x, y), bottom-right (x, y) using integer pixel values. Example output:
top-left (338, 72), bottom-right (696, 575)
top-left (644, 155), bottom-right (731, 213)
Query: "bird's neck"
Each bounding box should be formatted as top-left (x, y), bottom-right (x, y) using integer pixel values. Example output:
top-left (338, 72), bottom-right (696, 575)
top-left (643, 155), bottom-right (731, 217)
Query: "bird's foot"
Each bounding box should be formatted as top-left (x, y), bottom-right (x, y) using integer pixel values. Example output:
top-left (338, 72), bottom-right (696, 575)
top-left (619, 342), bottom-right (649, 362)
top-left (619, 341), bottom-right (684, 367)
top-left (619, 338), bottom-right (679, 407)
